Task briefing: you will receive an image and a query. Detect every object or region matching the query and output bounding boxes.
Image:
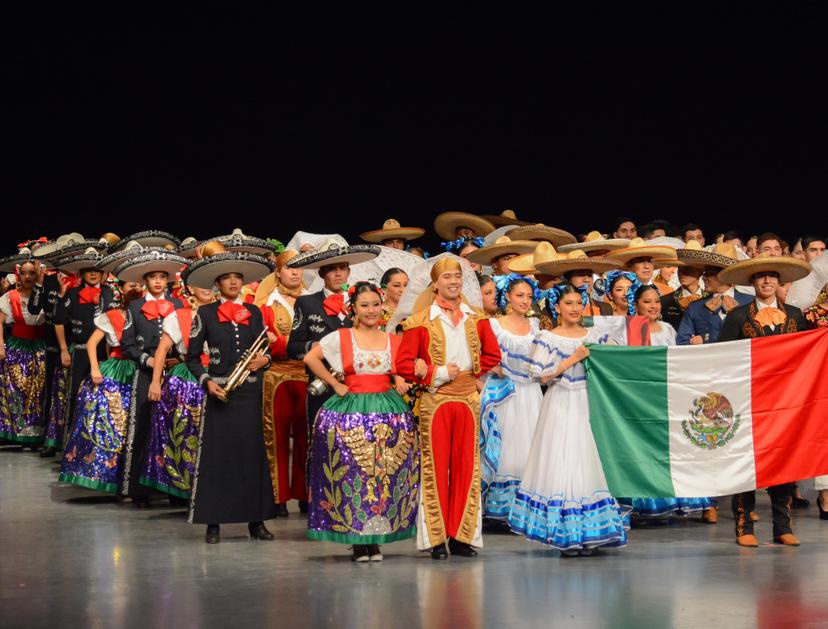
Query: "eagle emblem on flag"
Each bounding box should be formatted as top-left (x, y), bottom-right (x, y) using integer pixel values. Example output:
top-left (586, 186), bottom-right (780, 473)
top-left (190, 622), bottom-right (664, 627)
top-left (681, 392), bottom-right (741, 449)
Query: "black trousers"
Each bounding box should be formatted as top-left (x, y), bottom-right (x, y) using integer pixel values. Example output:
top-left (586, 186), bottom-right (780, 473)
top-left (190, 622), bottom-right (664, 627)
top-left (39, 349), bottom-right (59, 430)
top-left (119, 368), bottom-right (153, 498)
top-left (732, 483), bottom-right (794, 537)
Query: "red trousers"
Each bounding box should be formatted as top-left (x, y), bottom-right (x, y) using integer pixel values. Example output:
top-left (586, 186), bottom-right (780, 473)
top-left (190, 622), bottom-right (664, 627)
top-left (264, 377), bottom-right (308, 503)
top-left (427, 400), bottom-right (478, 542)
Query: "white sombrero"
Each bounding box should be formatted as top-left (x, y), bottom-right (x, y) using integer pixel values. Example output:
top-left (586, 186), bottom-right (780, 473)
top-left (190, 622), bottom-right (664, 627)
top-left (558, 230), bottom-right (631, 254)
top-left (112, 250), bottom-right (188, 283)
top-left (433, 212), bottom-right (496, 241)
top-left (463, 235), bottom-right (539, 266)
top-left (360, 218), bottom-right (425, 243)
top-left (286, 237), bottom-right (380, 270)
top-left (182, 251), bottom-right (275, 290)
top-left (718, 255), bottom-right (812, 287)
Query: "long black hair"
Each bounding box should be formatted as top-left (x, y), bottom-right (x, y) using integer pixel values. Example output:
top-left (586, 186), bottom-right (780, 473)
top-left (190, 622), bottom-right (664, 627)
top-left (347, 281), bottom-right (384, 320)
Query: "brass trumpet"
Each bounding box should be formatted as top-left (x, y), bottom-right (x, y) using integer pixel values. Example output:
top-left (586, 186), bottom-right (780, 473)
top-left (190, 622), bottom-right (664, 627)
top-left (220, 327), bottom-right (269, 400)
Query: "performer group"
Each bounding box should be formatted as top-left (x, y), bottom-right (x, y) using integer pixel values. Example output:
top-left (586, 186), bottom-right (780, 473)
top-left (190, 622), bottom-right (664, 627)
top-left (1, 212), bottom-right (826, 561)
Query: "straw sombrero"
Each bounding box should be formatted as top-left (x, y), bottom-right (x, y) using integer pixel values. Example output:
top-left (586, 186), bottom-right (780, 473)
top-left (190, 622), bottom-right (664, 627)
top-left (506, 223), bottom-right (577, 248)
top-left (433, 212), bottom-right (496, 241)
top-left (109, 230), bottom-right (179, 252)
top-left (54, 247), bottom-right (105, 274)
top-left (607, 237), bottom-right (679, 265)
top-left (113, 250), bottom-right (188, 283)
top-left (507, 253), bottom-right (536, 275)
top-left (671, 241), bottom-right (740, 269)
top-left (480, 209), bottom-right (534, 227)
top-left (558, 231), bottom-right (630, 254)
top-left (286, 237), bottom-right (380, 270)
top-left (182, 251), bottom-right (275, 290)
top-left (718, 255), bottom-right (811, 287)
top-left (534, 249), bottom-right (621, 276)
top-left (360, 218), bottom-right (425, 243)
top-left (463, 236), bottom-right (538, 266)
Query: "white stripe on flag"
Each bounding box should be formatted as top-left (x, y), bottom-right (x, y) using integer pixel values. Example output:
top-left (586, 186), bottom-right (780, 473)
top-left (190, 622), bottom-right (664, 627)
top-left (667, 339), bottom-right (756, 497)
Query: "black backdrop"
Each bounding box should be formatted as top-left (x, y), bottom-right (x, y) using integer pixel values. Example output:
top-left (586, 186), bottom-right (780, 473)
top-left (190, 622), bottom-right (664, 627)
top-left (5, 6), bottom-right (827, 255)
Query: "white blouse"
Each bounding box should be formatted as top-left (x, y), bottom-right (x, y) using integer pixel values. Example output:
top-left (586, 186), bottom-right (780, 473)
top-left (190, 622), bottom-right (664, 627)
top-left (319, 329), bottom-right (393, 375)
top-left (0, 292), bottom-right (45, 326)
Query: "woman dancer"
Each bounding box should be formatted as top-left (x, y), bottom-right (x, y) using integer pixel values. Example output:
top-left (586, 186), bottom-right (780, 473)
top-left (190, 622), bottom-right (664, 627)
top-left (58, 281), bottom-right (143, 492)
top-left (380, 267), bottom-right (408, 330)
top-left (303, 282), bottom-right (419, 562)
top-left (480, 273), bottom-right (542, 522)
top-left (509, 284), bottom-right (627, 556)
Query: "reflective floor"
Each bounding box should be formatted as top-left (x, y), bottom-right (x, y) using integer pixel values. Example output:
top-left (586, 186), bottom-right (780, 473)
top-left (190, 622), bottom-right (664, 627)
top-left (2, 447), bottom-right (828, 629)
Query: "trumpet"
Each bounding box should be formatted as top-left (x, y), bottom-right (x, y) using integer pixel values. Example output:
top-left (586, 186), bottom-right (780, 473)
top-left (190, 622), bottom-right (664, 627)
top-left (220, 327), bottom-right (269, 400)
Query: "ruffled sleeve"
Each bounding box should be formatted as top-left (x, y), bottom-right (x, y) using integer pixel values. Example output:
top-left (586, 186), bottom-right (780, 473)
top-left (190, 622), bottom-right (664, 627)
top-left (93, 312), bottom-right (119, 346)
top-left (529, 330), bottom-right (564, 379)
top-left (493, 318), bottom-right (542, 382)
top-left (162, 312), bottom-right (183, 346)
top-left (0, 293), bottom-right (12, 321)
top-left (319, 330), bottom-right (344, 374)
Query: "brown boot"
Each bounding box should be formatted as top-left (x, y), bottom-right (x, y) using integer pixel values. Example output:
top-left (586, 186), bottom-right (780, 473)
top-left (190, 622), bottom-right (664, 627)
top-left (749, 511), bottom-right (759, 522)
top-left (773, 533), bottom-right (800, 546)
top-left (736, 534), bottom-right (759, 547)
top-left (701, 506), bottom-right (718, 524)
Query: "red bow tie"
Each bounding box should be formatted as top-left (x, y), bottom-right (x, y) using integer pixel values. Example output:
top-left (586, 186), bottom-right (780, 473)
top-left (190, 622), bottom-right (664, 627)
top-left (218, 301), bottom-right (251, 325)
top-left (78, 286), bottom-right (101, 305)
top-left (323, 293), bottom-right (347, 317)
top-left (141, 299), bottom-right (174, 321)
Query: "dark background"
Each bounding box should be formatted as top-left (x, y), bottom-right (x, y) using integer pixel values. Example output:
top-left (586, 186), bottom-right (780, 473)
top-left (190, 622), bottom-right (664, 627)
top-left (4, 6), bottom-right (827, 255)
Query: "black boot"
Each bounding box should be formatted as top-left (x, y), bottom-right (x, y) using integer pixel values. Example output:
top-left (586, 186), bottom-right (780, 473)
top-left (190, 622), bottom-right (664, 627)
top-left (298, 500), bottom-right (309, 514)
top-left (205, 524), bottom-right (220, 544)
top-left (132, 496), bottom-right (150, 509)
top-left (275, 503), bottom-right (289, 517)
top-left (352, 545), bottom-right (370, 562)
top-left (248, 521), bottom-right (274, 540)
top-left (430, 543), bottom-right (448, 560)
top-left (448, 538), bottom-right (478, 557)
top-left (39, 446), bottom-right (57, 458)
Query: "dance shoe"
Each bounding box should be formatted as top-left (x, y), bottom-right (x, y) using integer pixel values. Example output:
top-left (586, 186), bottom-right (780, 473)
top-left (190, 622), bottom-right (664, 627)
top-left (448, 538), bottom-right (478, 557)
top-left (701, 507), bottom-right (718, 524)
top-left (430, 544), bottom-right (448, 560)
top-left (736, 534), bottom-right (758, 547)
top-left (205, 525), bottom-right (220, 544)
top-left (773, 534), bottom-right (800, 546)
top-left (248, 522), bottom-right (274, 540)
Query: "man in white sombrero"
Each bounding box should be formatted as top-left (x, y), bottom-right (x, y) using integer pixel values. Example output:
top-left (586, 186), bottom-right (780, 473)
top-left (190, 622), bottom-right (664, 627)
top-left (360, 218), bottom-right (425, 250)
top-left (718, 254), bottom-right (813, 548)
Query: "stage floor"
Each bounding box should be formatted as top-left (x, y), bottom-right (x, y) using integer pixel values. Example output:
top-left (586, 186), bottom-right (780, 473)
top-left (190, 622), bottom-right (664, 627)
top-left (2, 447), bottom-right (828, 629)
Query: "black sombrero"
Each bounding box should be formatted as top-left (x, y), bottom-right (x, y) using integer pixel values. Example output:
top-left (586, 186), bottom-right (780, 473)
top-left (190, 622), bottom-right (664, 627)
top-left (206, 228), bottom-right (278, 255)
top-left (286, 237), bottom-right (380, 270)
top-left (112, 250), bottom-right (188, 283)
top-left (0, 249), bottom-right (35, 274)
top-left (181, 252), bottom-right (275, 290)
top-left (97, 242), bottom-right (161, 274)
top-left (54, 247), bottom-right (105, 274)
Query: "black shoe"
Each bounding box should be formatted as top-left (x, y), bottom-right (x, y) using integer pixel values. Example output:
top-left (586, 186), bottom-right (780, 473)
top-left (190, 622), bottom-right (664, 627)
top-left (39, 446), bottom-right (56, 458)
top-left (352, 544), bottom-right (370, 562)
top-left (818, 497), bottom-right (828, 521)
top-left (792, 496), bottom-right (810, 509)
top-left (275, 503), bottom-right (289, 517)
top-left (298, 500), bottom-right (309, 514)
top-left (248, 521), bottom-right (274, 540)
top-left (367, 544), bottom-right (383, 561)
top-left (430, 543), bottom-right (448, 560)
top-left (168, 495), bottom-right (188, 508)
top-left (205, 525), bottom-right (220, 544)
top-left (132, 496), bottom-right (150, 509)
top-left (448, 538), bottom-right (478, 557)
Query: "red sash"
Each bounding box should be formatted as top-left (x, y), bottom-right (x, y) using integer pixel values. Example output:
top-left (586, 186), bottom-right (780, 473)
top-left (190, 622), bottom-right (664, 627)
top-left (626, 315), bottom-right (652, 346)
top-left (337, 328), bottom-right (399, 393)
top-left (175, 308), bottom-right (194, 351)
top-left (8, 290), bottom-right (46, 340)
top-left (106, 309), bottom-right (126, 344)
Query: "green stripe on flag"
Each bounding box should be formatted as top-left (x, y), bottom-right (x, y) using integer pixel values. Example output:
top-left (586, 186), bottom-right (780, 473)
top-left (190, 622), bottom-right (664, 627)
top-left (586, 345), bottom-right (674, 498)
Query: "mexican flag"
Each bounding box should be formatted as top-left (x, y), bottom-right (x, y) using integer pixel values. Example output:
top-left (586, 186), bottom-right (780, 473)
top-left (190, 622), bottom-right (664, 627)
top-left (586, 328), bottom-right (828, 498)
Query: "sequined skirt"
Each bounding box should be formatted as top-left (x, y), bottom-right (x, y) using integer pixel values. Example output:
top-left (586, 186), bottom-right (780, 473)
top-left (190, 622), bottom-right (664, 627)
top-left (140, 363), bottom-right (204, 499)
top-left (58, 358), bottom-right (136, 493)
top-left (307, 390), bottom-right (419, 545)
top-left (44, 363), bottom-right (71, 448)
top-left (0, 337), bottom-right (47, 444)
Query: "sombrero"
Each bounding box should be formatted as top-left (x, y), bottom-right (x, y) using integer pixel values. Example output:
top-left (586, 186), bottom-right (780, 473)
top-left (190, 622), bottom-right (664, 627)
top-left (177, 237), bottom-right (201, 259)
top-left (464, 236), bottom-right (538, 266)
top-left (97, 241), bottom-right (158, 274)
top-left (480, 209), bottom-right (534, 227)
top-left (558, 231), bottom-right (630, 254)
top-left (360, 218), bottom-right (425, 243)
top-left (31, 233), bottom-right (87, 260)
top-left (206, 228), bottom-right (278, 255)
top-left (718, 255), bottom-right (811, 287)
top-left (182, 251), bottom-right (275, 290)
top-left (113, 250), bottom-right (188, 283)
top-left (506, 223), bottom-right (577, 248)
top-left (534, 249), bottom-right (621, 276)
top-left (433, 212), bottom-right (496, 241)
top-left (54, 247), bottom-right (105, 274)
top-left (109, 230), bottom-right (180, 252)
top-left (672, 241), bottom-right (740, 269)
top-left (286, 237), bottom-right (380, 270)
top-left (0, 248), bottom-right (35, 274)
top-left (607, 237), bottom-right (679, 265)
top-left (507, 253), bottom-right (536, 275)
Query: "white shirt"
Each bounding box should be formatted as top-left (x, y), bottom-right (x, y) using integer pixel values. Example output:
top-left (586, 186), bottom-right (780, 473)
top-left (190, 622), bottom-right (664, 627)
top-left (0, 292), bottom-right (45, 325)
top-left (93, 311), bottom-right (121, 346)
top-left (430, 301), bottom-right (474, 388)
top-left (755, 297), bottom-right (779, 330)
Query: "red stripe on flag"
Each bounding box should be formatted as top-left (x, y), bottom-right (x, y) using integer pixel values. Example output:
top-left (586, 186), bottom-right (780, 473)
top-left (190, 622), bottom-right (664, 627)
top-left (751, 328), bottom-right (828, 488)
